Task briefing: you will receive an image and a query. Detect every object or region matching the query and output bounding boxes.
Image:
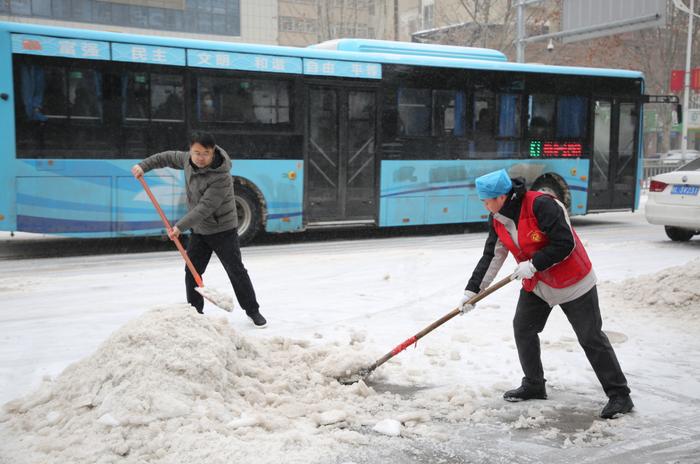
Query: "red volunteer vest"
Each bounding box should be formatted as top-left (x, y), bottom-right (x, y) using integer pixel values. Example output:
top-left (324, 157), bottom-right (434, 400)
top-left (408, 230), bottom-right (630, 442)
top-left (493, 191), bottom-right (592, 292)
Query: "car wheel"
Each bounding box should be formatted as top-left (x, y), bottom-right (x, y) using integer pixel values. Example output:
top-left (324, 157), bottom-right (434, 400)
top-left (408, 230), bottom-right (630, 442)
top-left (664, 226), bottom-right (694, 242)
top-left (234, 185), bottom-right (262, 245)
top-left (531, 177), bottom-right (571, 209)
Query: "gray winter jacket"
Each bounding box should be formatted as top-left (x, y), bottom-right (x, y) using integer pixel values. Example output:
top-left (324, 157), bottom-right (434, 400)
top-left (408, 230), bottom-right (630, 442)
top-left (138, 146), bottom-right (237, 235)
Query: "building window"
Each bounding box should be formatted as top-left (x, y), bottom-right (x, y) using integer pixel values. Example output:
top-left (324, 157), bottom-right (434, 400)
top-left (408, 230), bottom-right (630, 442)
top-left (6, 0), bottom-right (241, 37)
top-left (10, 0), bottom-right (31, 15)
top-left (31, 0), bottom-right (51, 16)
top-left (422, 3), bottom-right (434, 29)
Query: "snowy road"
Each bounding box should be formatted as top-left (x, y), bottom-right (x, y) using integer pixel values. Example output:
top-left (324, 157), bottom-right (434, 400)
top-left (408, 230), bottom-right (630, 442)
top-left (1, 206), bottom-right (699, 463)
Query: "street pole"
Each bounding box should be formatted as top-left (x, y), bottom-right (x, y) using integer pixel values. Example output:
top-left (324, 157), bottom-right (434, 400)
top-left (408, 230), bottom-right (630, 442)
top-left (516, 0), bottom-right (525, 62)
top-left (681, 0), bottom-right (695, 156)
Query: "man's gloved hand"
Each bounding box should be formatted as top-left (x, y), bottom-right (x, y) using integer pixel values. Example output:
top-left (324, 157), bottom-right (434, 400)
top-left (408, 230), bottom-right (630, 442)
top-left (167, 226), bottom-right (181, 240)
top-left (131, 164), bottom-right (144, 178)
top-left (459, 290), bottom-right (478, 314)
top-left (513, 260), bottom-right (537, 280)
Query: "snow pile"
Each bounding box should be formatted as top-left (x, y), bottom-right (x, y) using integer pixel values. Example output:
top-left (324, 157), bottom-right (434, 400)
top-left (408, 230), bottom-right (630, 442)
top-left (605, 258), bottom-right (700, 313)
top-left (0, 305), bottom-right (422, 464)
top-left (5, 261), bottom-right (683, 464)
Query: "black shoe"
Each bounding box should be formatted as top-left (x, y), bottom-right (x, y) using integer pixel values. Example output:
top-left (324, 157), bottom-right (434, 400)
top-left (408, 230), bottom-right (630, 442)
top-left (600, 395), bottom-right (634, 419)
top-left (247, 311), bottom-right (267, 328)
top-left (503, 383), bottom-right (547, 402)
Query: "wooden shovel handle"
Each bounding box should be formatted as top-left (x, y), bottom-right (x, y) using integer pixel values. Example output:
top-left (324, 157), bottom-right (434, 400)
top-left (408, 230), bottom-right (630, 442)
top-left (136, 175), bottom-right (204, 288)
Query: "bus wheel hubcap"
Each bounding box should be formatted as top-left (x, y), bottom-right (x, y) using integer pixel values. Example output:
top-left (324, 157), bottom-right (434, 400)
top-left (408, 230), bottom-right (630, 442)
top-left (236, 197), bottom-right (251, 236)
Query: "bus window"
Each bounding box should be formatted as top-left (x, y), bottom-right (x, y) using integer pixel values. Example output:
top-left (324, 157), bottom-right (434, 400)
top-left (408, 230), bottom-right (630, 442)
top-left (43, 66), bottom-right (68, 118)
top-left (13, 55), bottom-right (127, 159)
top-left (497, 93), bottom-right (521, 157)
top-left (197, 76), bottom-right (291, 125)
top-left (527, 94), bottom-right (555, 139)
top-left (151, 74), bottom-right (184, 122)
top-left (498, 94), bottom-right (521, 138)
top-left (473, 91), bottom-right (496, 156)
top-left (69, 69), bottom-right (102, 120)
top-left (251, 80), bottom-right (290, 124)
top-left (198, 88), bottom-right (216, 121)
top-left (557, 96), bottom-right (588, 138)
top-left (398, 87), bottom-right (431, 136)
top-left (18, 64), bottom-right (60, 121)
top-left (123, 72), bottom-right (149, 121)
top-left (432, 90), bottom-right (465, 136)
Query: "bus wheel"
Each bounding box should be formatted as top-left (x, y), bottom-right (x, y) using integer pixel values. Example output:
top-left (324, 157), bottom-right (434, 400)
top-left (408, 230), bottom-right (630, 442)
top-left (532, 177), bottom-right (571, 210)
top-left (664, 226), bottom-right (694, 242)
top-left (235, 185), bottom-right (262, 245)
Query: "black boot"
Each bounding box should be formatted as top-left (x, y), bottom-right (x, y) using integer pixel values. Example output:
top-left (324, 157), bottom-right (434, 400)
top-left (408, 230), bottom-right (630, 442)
top-left (600, 395), bottom-right (634, 419)
top-left (504, 380), bottom-right (547, 402)
top-left (246, 310), bottom-right (267, 328)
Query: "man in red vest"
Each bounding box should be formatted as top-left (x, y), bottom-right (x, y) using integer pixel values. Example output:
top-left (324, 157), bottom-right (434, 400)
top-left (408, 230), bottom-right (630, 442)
top-left (460, 169), bottom-right (633, 419)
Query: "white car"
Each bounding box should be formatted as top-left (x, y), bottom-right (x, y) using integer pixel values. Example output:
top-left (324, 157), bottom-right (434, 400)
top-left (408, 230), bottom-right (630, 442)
top-left (645, 158), bottom-right (700, 241)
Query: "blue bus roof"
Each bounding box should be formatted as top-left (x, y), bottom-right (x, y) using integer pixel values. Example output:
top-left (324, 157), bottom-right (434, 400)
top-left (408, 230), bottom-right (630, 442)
top-left (0, 21), bottom-right (644, 80)
top-left (310, 38), bottom-right (508, 62)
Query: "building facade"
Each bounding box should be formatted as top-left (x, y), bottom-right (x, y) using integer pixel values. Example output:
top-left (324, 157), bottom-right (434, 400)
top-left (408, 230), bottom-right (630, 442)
top-left (277, 0), bottom-right (391, 47)
top-left (0, 0), bottom-right (278, 44)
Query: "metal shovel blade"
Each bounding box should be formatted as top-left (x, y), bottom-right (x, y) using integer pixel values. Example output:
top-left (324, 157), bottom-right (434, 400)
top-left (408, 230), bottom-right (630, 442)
top-left (195, 286), bottom-right (235, 312)
top-left (337, 367), bottom-right (373, 385)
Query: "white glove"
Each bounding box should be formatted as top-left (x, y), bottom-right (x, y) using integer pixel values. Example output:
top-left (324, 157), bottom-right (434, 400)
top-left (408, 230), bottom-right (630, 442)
top-left (513, 260), bottom-right (537, 280)
top-left (459, 290), bottom-right (478, 314)
top-left (131, 164), bottom-right (144, 178)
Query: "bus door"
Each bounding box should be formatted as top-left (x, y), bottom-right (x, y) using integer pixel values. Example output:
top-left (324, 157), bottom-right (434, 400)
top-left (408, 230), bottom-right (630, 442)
top-left (305, 86), bottom-right (377, 225)
top-left (588, 98), bottom-right (639, 211)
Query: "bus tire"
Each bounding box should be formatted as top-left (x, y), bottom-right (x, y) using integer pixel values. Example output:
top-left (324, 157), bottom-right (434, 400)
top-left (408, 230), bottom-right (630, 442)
top-left (531, 177), bottom-right (571, 210)
top-left (234, 185), bottom-right (262, 245)
top-left (664, 226), bottom-right (694, 242)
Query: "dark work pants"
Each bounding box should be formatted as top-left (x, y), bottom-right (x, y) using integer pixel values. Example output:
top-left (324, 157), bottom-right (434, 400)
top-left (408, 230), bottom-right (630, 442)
top-left (513, 286), bottom-right (630, 398)
top-left (185, 228), bottom-right (260, 315)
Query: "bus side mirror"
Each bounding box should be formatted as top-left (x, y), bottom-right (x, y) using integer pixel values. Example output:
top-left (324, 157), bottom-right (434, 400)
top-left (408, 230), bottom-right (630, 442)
top-left (676, 103), bottom-right (683, 124)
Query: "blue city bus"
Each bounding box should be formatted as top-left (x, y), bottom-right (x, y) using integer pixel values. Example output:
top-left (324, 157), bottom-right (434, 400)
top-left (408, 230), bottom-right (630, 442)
top-left (0, 21), bottom-right (648, 244)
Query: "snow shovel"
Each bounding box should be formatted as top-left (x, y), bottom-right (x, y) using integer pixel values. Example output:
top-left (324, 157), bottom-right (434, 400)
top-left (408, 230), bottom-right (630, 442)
top-left (338, 273), bottom-right (516, 385)
top-left (136, 175), bottom-right (234, 312)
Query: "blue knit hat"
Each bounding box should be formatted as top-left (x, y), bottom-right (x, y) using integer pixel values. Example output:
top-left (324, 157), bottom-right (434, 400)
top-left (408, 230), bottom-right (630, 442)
top-left (475, 169), bottom-right (513, 200)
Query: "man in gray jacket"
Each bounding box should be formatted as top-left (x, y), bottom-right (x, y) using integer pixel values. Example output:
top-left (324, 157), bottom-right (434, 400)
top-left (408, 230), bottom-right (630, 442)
top-left (131, 131), bottom-right (266, 327)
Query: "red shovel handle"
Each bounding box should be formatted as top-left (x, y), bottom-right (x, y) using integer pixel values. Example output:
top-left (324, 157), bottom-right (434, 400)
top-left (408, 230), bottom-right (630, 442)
top-left (361, 273), bottom-right (516, 379)
top-left (136, 175), bottom-right (204, 288)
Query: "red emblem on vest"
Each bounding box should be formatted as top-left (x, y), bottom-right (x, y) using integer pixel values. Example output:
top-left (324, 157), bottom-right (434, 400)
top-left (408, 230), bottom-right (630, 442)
top-left (528, 230), bottom-right (543, 242)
